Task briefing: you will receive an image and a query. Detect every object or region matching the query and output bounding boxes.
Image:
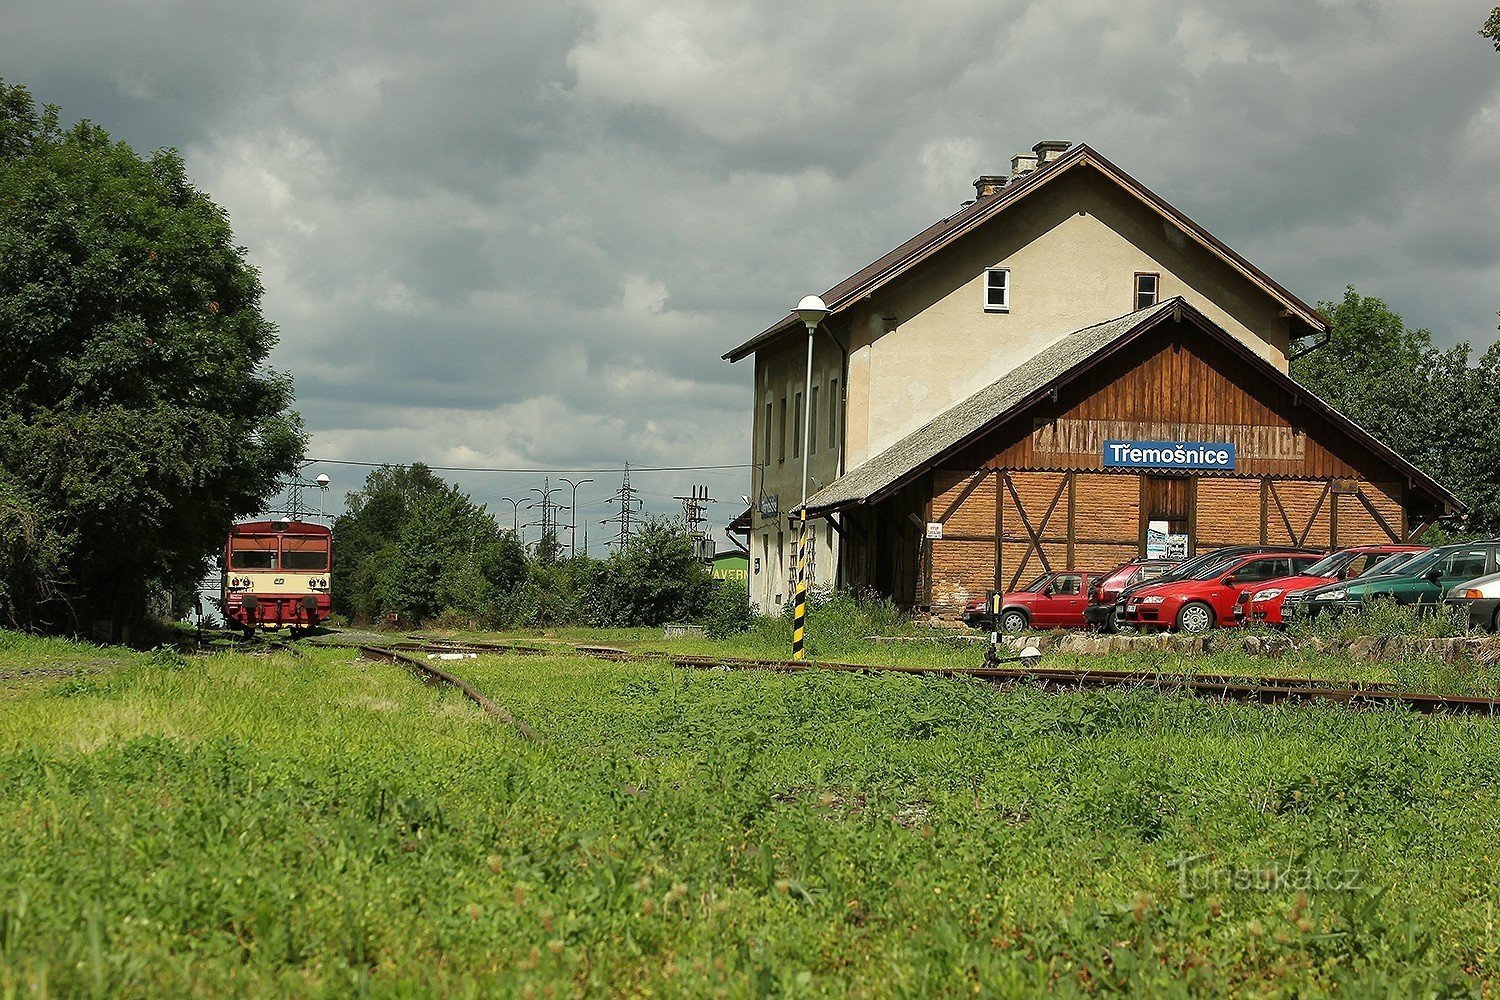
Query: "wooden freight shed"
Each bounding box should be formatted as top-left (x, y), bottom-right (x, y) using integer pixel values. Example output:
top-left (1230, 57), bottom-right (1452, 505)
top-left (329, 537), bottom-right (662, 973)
top-left (804, 298), bottom-right (1460, 618)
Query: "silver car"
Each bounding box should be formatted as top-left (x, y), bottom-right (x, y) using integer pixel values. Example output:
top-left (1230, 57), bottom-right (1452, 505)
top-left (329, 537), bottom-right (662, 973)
top-left (1447, 569), bottom-right (1500, 633)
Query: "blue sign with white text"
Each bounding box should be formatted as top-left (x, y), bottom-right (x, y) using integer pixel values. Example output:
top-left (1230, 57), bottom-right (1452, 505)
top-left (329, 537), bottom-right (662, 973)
top-left (1103, 440), bottom-right (1236, 471)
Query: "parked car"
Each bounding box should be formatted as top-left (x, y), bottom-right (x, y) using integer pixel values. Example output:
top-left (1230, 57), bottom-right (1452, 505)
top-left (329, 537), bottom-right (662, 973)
top-left (1120, 551), bottom-right (1324, 634)
top-left (1084, 558), bottom-right (1180, 630)
top-left (1447, 570), bottom-right (1500, 633)
top-left (1234, 544), bottom-right (1428, 625)
top-left (1111, 545), bottom-right (1324, 628)
top-left (963, 570), bottom-right (1103, 632)
top-left (1284, 541), bottom-right (1500, 621)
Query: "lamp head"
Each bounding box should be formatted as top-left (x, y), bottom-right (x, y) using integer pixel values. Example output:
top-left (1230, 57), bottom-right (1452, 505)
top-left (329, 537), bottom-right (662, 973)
top-left (795, 294), bottom-right (829, 330)
top-left (315, 473), bottom-right (331, 489)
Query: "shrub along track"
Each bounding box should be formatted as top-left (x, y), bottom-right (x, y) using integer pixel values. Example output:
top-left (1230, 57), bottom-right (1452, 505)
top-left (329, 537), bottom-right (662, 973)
top-left (329, 634), bottom-right (1500, 718)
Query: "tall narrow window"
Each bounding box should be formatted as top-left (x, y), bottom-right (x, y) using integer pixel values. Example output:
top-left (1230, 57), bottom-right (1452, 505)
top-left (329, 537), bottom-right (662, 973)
top-left (809, 385), bottom-right (819, 454)
top-left (792, 392), bottom-right (802, 459)
top-left (778, 397), bottom-right (787, 463)
top-left (763, 401), bottom-right (772, 463)
top-left (984, 267), bottom-right (1010, 312)
top-left (828, 378), bottom-right (839, 445)
top-left (1135, 272), bottom-right (1159, 310)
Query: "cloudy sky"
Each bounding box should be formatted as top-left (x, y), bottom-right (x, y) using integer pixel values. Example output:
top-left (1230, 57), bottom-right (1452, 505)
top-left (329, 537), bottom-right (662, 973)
top-left (3, 0), bottom-right (1497, 543)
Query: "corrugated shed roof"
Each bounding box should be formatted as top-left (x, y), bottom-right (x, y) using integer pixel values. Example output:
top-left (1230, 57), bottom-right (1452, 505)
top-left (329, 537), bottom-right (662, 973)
top-left (803, 298), bottom-right (1460, 514)
top-left (805, 299), bottom-right (1179, 511)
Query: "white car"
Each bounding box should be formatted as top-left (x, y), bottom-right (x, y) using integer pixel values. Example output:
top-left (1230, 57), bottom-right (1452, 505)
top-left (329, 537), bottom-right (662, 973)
top-left (1447, 569), bottom-right (1500, 633)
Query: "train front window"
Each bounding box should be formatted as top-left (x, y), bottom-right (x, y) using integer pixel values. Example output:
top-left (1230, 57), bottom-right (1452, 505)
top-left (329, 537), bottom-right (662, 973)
top-left (229, 536), bottom-right (278, 570)
top-left (282, 536), bottom-right (329, 571)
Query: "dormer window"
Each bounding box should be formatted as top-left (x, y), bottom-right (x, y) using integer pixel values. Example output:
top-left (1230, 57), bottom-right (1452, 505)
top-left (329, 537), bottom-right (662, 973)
top-left (1135, 272), bottom-right (1159, 310)
top-left (984, 267), bottom-right (1010, 312)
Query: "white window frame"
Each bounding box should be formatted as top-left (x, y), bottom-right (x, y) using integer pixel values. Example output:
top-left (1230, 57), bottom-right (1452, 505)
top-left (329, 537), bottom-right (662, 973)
top-left (984, 267), bottom-right (1010, 312)
top-left (1135, 272), bottom-right (1159, 310)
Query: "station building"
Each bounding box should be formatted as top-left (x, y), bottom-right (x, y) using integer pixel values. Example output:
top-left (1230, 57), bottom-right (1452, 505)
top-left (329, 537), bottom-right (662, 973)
top-left (725, 141), bottom-right (1459, 618)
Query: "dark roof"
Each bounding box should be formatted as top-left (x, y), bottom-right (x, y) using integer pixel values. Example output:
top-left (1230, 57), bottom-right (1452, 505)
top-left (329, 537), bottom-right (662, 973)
top-left (724, 143), bottom-right (1329, 363)
top-left (803, 298), bottom-right (1459, 515)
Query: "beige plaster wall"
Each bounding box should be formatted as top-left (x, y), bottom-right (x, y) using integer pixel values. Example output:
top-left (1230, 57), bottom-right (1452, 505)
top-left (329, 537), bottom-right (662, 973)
top-left (848, 165), bottom-right (1294, 462)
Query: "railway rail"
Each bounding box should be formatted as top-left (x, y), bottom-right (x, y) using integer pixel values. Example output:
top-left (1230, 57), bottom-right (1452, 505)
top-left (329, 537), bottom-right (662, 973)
top-left (343, 634), bottom-right (1500, 718)
top-left (356, 644), bottom-right (540, 742)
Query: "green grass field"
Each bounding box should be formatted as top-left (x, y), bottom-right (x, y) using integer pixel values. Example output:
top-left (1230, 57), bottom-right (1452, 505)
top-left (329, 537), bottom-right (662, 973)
top-left (2, 628), bottom-right (1499, 996)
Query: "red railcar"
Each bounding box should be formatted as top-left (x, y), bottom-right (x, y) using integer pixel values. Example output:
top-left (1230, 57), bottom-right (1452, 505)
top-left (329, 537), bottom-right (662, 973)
top-left (221, 520), bottom-right (332, 635)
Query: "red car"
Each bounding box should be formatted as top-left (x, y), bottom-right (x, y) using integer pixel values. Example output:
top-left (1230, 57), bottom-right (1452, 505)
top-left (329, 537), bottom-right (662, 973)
top-left (1120, 551), bottom-right (1323, 634)
top-left (1235, 544), bottom-right (1428, 625)
top-left (964, 571), bottom-right (1103, 632)
top-left (1084, 558), bottom-right (1181, 630)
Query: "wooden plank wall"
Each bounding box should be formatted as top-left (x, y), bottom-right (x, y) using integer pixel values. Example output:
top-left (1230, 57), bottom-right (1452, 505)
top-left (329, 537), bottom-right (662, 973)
top-left (924, 469), bottom-right (1408, 618)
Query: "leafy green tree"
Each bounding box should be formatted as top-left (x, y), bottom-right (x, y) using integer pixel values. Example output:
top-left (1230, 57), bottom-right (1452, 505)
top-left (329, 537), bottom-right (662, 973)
top-left (1483, 7), bottom-right (1500, 50)
top-left (584, 518), bottom-right (712, 627)
top-left (0, 81), bottom-right (303, 632)
top-left (332, 464), bottom-right (526, 625)
top-left (1293, 288), bottom-right (1500, 535)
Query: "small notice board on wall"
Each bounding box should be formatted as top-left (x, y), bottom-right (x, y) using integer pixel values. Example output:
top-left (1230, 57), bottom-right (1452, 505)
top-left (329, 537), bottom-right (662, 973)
top-left (1147, 520), bottom-right (1190, 560)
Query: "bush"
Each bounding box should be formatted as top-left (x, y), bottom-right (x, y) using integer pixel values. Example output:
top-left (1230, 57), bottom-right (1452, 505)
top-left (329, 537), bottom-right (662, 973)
top-left (1286, 596), bottom-right (1472, 645)
top-left (582, 519), bottom-right (711, 628)
top-left (696, 581), bottom-right (752, 639)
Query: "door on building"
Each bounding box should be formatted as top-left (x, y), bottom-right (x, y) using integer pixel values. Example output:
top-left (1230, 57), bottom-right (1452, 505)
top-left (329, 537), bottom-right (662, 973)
top-left (1143, 475), bottom-right (1193, 559)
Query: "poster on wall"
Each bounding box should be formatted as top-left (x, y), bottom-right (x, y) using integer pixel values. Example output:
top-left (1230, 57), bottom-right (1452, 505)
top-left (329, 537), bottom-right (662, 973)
top-left (1148, 520), bottom-right (1190, 560)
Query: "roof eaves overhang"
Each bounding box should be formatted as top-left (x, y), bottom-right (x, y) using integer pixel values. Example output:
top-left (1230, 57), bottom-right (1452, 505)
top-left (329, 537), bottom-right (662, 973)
top-left (724, 144), bottom-right (1329, 364)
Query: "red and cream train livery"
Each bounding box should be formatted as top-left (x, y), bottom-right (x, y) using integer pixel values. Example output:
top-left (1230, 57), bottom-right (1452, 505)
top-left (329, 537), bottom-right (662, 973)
top-left (221, 520), bottom-right (332, 634)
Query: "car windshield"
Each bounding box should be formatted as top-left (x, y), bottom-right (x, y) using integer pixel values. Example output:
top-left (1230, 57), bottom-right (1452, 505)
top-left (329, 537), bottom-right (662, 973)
top-left (1390, 548), bottom-right (1445, 577)
top-left (1188, 555), bottom-right (1244, 581)
top-left (1302, 551), bottom-right (1358, 578)
top-left (1157, 550), bottom-right (1245, 583)
top-left (1365, 551), bottom-right (1422, 575)
top-left (1019, 573), bottom-right (1053, 593)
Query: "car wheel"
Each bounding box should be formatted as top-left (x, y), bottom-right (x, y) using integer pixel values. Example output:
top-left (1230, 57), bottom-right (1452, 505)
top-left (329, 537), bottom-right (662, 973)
top-left (1001, 609), bottom-right (1029, 634)
top-left (1175, 602), bottom-right (1215, 635)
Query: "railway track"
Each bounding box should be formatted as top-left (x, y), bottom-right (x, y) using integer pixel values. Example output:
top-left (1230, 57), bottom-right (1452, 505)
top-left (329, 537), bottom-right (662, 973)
top-left (344, 633), bottom-right (1500, 718)
top-left (356, 645), bottom-right (540, 742)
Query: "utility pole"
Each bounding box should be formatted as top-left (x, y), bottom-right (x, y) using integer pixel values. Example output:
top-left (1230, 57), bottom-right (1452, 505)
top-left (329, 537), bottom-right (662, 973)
top-left (673, 484), bottom-right (716, 562)
top-left (283, 464), bottom-right (331, 522)
top-left (602, 462), bottom-right (643, 550)
top-left (559, 477), bottom-right (594, 560)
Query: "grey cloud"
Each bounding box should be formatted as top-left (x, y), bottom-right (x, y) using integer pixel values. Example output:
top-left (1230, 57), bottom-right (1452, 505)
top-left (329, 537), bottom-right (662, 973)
top-left (4, 0), bottom-right (1499, 525)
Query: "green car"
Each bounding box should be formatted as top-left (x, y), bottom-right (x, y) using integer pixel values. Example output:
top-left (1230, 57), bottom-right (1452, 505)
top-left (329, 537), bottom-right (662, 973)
top-left (1284, 541), bottom-right (1500, 619)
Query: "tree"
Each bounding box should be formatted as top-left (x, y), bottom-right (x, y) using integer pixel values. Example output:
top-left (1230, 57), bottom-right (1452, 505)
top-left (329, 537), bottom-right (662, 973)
top-left (1293, 288), bottom-right (1500, 535)
top-left (583, 518), bottom-right (712, 627)
top-left (332, 464), bottom-right (526, 624)
top-left (1483, 7), bottom-right (1500, 50)
top-left (0, 81), bottom-right (303, 632)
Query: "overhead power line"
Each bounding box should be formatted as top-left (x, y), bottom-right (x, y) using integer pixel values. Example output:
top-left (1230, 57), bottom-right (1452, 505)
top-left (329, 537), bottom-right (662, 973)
top-left (309, 458), bottom-right (753, 474)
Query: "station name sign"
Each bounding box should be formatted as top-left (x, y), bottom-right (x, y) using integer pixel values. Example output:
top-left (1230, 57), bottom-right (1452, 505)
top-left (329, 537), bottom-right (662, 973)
top-left (1103, 440), bottom-right (1236, 471)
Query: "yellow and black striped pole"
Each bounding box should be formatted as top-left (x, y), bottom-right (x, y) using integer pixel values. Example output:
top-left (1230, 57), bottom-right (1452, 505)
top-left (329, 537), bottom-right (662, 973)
top-left (792, 508), bottom-right (808, 660)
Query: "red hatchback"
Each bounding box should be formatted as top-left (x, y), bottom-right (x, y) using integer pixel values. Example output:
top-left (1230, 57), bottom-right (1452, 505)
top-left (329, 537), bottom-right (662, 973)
top-left (1084, 558), bottom-right (1180, 630)
top-left (1120, 552), bottom-right (1323, 634)
top-left (1236, 544), bottom-right (1428, 625)
top-left (964, 571), bottom-right (1102, 632)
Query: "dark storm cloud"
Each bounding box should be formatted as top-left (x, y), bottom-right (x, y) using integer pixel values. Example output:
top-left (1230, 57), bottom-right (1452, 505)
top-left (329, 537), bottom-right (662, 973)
top-left (4, 0), bottom-right (1499, 530)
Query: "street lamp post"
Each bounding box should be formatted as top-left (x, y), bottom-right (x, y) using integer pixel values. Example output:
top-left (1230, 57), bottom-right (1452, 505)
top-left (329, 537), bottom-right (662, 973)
top-left (559, 478), bottom-right (594, 560)
top-left (792, 294), bottom-right (829, 661)
top-left (498, 497), bottom-right (523, 538)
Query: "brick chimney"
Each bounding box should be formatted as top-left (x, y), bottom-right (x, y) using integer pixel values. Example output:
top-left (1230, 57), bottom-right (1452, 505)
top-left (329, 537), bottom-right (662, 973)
top-left (1033, 139), bottom-right (1072, 166)
top-left (972, 174), bottom-right (1008, 199)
